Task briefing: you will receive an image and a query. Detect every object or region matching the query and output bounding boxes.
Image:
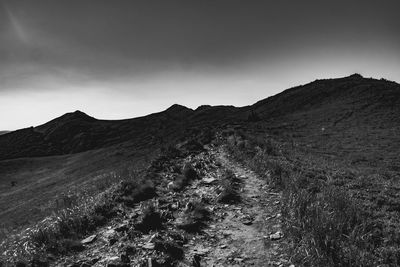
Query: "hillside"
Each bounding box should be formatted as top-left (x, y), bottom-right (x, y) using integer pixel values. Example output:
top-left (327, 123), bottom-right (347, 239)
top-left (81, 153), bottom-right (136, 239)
top-left (3, 74), bottom-right (398, 163)
top-left (248, 74), bottom-right (400, 171)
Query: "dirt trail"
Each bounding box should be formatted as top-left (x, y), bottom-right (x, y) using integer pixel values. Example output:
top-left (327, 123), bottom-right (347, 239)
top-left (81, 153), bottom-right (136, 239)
top-left (52, 146), bottom-right (291, 266)
top-left (183, 149), bottom-right (290, 266)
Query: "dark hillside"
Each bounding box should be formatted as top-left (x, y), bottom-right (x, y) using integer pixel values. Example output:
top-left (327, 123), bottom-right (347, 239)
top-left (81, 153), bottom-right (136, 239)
top-left (0, 106), bottom-right (193, 160)
top-left (0, 104), bottom-right (242, 161)
top-left (248, 74), bottom-right (400, 171)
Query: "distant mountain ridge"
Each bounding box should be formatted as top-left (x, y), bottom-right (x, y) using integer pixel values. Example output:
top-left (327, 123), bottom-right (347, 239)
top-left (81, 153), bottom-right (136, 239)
top-left (0, 131), bottom-right (9, 136)
top-left (0, 74), bottom-right (399, 161)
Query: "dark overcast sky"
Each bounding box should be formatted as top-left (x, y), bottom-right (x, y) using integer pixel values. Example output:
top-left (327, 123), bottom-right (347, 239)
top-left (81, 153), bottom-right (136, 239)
top-left (1, 0), bottom-right (399, 130)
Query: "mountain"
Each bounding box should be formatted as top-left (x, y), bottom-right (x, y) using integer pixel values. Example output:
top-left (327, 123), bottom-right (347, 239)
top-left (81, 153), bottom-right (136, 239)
top-left (1, 74), bottom-right (399, 235)
top-left (0, 104), bottom-right (240, 161)
top-left (252, 74), bottom-right (400, 127)
top-left (247, 74), bottom-right (400, 171)
top-left (2, 74), bottom-right (400, 265)
top-left (1, 74), bottom-right (399, 162)
top-left (0, 131), bottom-right (9, 136)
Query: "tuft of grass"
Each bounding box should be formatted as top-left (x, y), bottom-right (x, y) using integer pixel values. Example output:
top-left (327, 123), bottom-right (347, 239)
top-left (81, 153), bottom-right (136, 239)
top-left (154, 240), bottom-right (184, 260)
top-left (177, 201), bottom-right (209, 233)
top-left (0, 167), bottom-right (154, 264)
top-left (134, 203), bottom-right (164, 233)
top-left (116, 180), bottom-right (156, 207)
top-left (217, 170), bottom-right (241, 204)
top-left (182, 163), bottom-right (198, 180)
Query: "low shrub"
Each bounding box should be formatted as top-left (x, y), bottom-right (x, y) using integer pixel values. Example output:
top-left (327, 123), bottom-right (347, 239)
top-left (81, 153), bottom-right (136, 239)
top-left (154, 240), bottom-right (184, 260)
top-left (182, 163), bottom-right (198, 180)
top-left (117, 180), bottom-right (156, 207)
top-left (134, 204), bottom-right (163, 233)
top-left (217, 170), bottom-right (241, 204)
top-left (177, 201), bottom-right (209, 232)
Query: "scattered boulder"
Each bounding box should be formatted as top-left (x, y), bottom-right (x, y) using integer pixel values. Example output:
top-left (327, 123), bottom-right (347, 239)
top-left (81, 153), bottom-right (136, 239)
top-left (269, 231), bottom-right (283, 240)
top-left (142, 243), bottom-right (155, 250)
top-left (81, 234), bottom-right (97, 244)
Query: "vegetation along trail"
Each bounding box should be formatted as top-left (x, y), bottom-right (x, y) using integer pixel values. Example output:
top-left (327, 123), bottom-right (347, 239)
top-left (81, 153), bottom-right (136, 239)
top-left (47, 145), bottom-right (292, 266)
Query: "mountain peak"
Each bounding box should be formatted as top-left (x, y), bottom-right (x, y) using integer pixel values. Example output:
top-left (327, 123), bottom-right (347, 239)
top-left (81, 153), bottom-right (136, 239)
top-left (347, 73), bottom-right (364, 79)
top-left (62, 110), bottom-right (96, 121)
top-left (166, 104), bottom-right (192, 112)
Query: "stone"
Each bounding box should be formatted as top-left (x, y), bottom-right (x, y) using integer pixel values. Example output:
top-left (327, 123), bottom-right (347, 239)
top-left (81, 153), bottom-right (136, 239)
top-left (193, 247), bottom-right (210, 255)
top-left (142, 242), bottom-right (155, 250)
top-left (270, 231), bottom-right (283, 240)
top-left (203, 177), bottom-right (217, 184)
top-left (241, 216), bottom-right (254, 225)
top-left (81, 234), bottom-right (96, 244)
top-left (234, 258), bottom-right (244, 263)
top-left (115, 223), bottom-right (129, 232)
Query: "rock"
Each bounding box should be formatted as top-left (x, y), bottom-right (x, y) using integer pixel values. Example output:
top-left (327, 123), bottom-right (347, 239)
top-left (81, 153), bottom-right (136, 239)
top-left (234, 258), bottom-right (244, 263)
top-left (220, 244), bottom-right (227, 249)
top-left (203, 177), bottom-right (217, 184)
top-left (167, 181), bottom-right (174, 190)
top-left (115, 223), bottom-right (129, 232)
top-left (142, 242), bottom-right (155, 250)
top-left (104, 229), bottom-right (116, 237)
top-left (81, 234), bottom-right (96, 244)
top-left (270, 231), bottom-right (283, 240)
top-left (149, 233), bottom-right (158, 242)
top-left (241, 216), bottom-right (253, 225)
top-left (193, 247), bottom-right (210, 256)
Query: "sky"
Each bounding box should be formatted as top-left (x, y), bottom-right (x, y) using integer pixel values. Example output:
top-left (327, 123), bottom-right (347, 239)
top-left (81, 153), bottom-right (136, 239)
top-left (1, 0), bottom-right (399, 130)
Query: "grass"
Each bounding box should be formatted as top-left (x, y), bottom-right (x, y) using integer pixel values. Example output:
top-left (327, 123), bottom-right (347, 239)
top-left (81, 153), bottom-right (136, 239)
top-left (0, 159), bottom-right (159, 264)
top-left (217, 169), bottom-right (241, 204)
top-left (0, 143), bottom-right (153, 240)
top-left (225, 130), bottom-right (400, 266)
top-left (169, 162), bottom-right (199, 191)
top-left (134, 203), bottom-right (164, 233)
top-left (176, 201), bottom-right (209, 233)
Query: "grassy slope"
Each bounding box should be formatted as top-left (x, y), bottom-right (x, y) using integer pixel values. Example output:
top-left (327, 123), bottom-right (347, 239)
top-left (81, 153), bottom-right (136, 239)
top-left (0, 141), bottom-right (155, 239)
top-left (0, 104), bottom-right (239, 237)
top-left (223, 76), bottom-right (400, 265)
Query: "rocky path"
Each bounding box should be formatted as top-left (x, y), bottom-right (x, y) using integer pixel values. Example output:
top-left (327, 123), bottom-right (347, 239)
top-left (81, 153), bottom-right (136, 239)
top-left (183, 149), bottom-right (290, 267)
top-left (54, 146), bottom-right (291, 266)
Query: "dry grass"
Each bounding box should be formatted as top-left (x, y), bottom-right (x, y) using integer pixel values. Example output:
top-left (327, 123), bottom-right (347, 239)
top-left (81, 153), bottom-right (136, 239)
top-left (225, 130), bottom-right (400, 266)
top-left (217, 170), bottom-right (241, 204)
top-left (0, 166), bottom-right (153, 264)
